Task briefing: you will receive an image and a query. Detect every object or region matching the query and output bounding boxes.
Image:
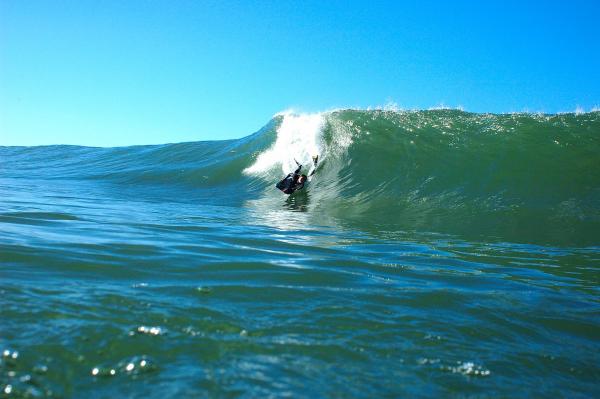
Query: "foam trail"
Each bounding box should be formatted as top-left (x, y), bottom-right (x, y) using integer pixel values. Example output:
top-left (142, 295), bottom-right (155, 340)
top-left (244, 112), bottom-right (324, 176)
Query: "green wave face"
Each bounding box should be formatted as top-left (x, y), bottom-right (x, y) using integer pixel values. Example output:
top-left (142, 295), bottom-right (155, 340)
top-left (247, 110), bottom-right (600, 245)
top-left (3, 110), bottom-right (599, 245)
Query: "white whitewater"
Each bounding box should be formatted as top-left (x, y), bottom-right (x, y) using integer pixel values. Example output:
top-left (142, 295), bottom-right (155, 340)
top-left (244, 112), bottom-right (325, 177)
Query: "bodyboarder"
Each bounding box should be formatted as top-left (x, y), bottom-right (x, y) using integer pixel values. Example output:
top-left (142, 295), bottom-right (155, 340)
top-left (276, 155), bottom-right (319, 194)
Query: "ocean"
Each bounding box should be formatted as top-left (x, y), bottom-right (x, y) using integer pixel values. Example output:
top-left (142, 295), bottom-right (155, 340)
top-left (1, 109), bottom-right (599, 397)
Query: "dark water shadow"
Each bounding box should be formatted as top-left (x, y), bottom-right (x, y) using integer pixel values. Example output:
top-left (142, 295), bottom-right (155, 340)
top-left (284, 190), bottom-right (310, 212)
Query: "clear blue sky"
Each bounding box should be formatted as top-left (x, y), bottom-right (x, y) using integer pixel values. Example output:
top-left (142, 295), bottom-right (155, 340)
top-left (1, 0), bottom-right (599, 146)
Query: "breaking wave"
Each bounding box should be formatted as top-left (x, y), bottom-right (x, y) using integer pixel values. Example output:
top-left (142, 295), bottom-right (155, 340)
top-left (3, 109), bottom-right (599, 245)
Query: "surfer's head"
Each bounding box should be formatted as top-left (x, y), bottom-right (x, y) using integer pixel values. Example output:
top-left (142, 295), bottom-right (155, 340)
top-left (299, 174), bottom-right (307, 183)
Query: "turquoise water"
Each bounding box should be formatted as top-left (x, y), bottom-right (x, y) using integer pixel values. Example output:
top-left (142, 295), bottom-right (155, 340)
top-left (1, 110), bottom-right (599, 397)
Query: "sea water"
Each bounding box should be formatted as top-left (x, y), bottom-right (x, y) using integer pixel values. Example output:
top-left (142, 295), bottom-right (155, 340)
top-left (1, 110), bottom-right (599, 397)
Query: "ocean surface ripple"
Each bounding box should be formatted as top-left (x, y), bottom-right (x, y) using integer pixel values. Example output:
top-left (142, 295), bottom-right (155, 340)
top-left (1, 110), bottom-right (599, 398)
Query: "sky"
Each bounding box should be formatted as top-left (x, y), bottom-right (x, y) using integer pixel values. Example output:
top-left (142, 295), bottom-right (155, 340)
top-left (1, 0), bottom-right (599, 146)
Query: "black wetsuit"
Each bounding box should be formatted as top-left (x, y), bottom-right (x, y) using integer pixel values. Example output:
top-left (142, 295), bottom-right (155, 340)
top-left (276, 164), bottom-right (305, 194)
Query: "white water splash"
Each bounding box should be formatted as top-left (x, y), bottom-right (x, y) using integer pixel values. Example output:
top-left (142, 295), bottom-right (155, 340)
top-left (244, 112), bottom-right (325, 175)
